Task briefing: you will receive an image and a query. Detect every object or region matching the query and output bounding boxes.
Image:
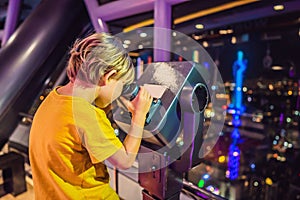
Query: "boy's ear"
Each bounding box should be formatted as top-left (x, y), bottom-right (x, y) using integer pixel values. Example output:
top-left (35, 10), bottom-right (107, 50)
top-left (101, 70), bottom-right (117, 85)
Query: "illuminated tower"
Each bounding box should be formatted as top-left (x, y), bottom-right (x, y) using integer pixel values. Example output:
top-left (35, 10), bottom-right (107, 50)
top-left (227, 50), bottom-right (247, 181)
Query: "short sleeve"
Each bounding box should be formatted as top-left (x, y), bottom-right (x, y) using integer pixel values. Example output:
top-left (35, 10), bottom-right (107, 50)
top-left (73, 102), bottom-right (123, 163)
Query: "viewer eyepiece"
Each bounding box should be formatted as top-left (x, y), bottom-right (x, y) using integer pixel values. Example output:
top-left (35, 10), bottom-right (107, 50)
top-left (121, 82), bottom-right (140, 101)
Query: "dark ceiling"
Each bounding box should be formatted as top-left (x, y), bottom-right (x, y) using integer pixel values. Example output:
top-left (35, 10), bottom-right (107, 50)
top-left (105, 0), bottom-right (300, 37)
top-left (0, 0), bottom-right (299, 38)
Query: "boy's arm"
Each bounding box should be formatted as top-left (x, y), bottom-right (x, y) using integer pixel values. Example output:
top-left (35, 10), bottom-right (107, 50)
top-left (107, 87), bottom-right (151, 169)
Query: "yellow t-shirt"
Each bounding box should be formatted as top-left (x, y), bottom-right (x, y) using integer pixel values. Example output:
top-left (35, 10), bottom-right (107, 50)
top-left (29, 87), bottom-right (122, 200)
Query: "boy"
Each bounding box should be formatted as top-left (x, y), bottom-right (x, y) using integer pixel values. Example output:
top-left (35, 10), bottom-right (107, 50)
top-left (29, 33), bottom-right (152, 199)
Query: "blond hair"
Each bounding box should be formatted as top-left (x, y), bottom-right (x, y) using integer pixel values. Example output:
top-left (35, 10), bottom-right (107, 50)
top-left (66, 33), bottom-right (134, 86)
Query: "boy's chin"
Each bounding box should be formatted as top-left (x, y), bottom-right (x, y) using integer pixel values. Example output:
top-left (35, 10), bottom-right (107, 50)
top-left (94, 98), bottom-right (105, 108)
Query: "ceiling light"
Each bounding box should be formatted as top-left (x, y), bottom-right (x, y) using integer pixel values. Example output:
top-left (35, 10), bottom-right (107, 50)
top-left (123, 44), bottom-right (128, 48)
top-left (273, 4), bottom-right (284, 11)
top-left (219, 29), bottom-right (234, 35)
top-left (123, 39), bottom-right (131, 44)
top-left (202, 41), bottom-right (209, 48)
top-left (124, 19), bottom-right (154, 33)
top-left (139, 32), bottom-right (147, 38)
top-left (272, 65), bottom-right (283, 70)
top-left (138, 44), bottom-right (144, 49)
top-left (231, 36), bottom-right (237, 44)
top-left (193, 35), bottom-right (203, 40)
top-left (195, 24), bottom-right (204, 29)
top-left (219, 30), bottom-right (228, 34)
top-left (227, 29), bottom-right (233, 34)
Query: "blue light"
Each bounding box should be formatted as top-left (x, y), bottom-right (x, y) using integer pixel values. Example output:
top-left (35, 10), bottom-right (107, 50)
top-left (232, 116), bottom-right (241, 127)
top-left (231, 128), bottom-right (240, 140)
top-left (203, 62), bottom-right (209, 69)
top-left (232, 50), bottom-right (247, 113)
top-left (202, 173), bottom-right (210, 180)
top-left (250, 163), bottom-right (255, 169)
top-left (234, 115), bottom-right (239, 120)
top-left (228, 144), bottom-right (240, 180)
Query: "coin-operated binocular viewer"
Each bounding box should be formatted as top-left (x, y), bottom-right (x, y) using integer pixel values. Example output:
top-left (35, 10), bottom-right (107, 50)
top-left (114, 61), bottom-right (209, 200)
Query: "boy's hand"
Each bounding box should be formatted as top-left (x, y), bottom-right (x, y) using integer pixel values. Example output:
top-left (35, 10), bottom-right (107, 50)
top-left (120, 86), bottom-right (152, 126)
